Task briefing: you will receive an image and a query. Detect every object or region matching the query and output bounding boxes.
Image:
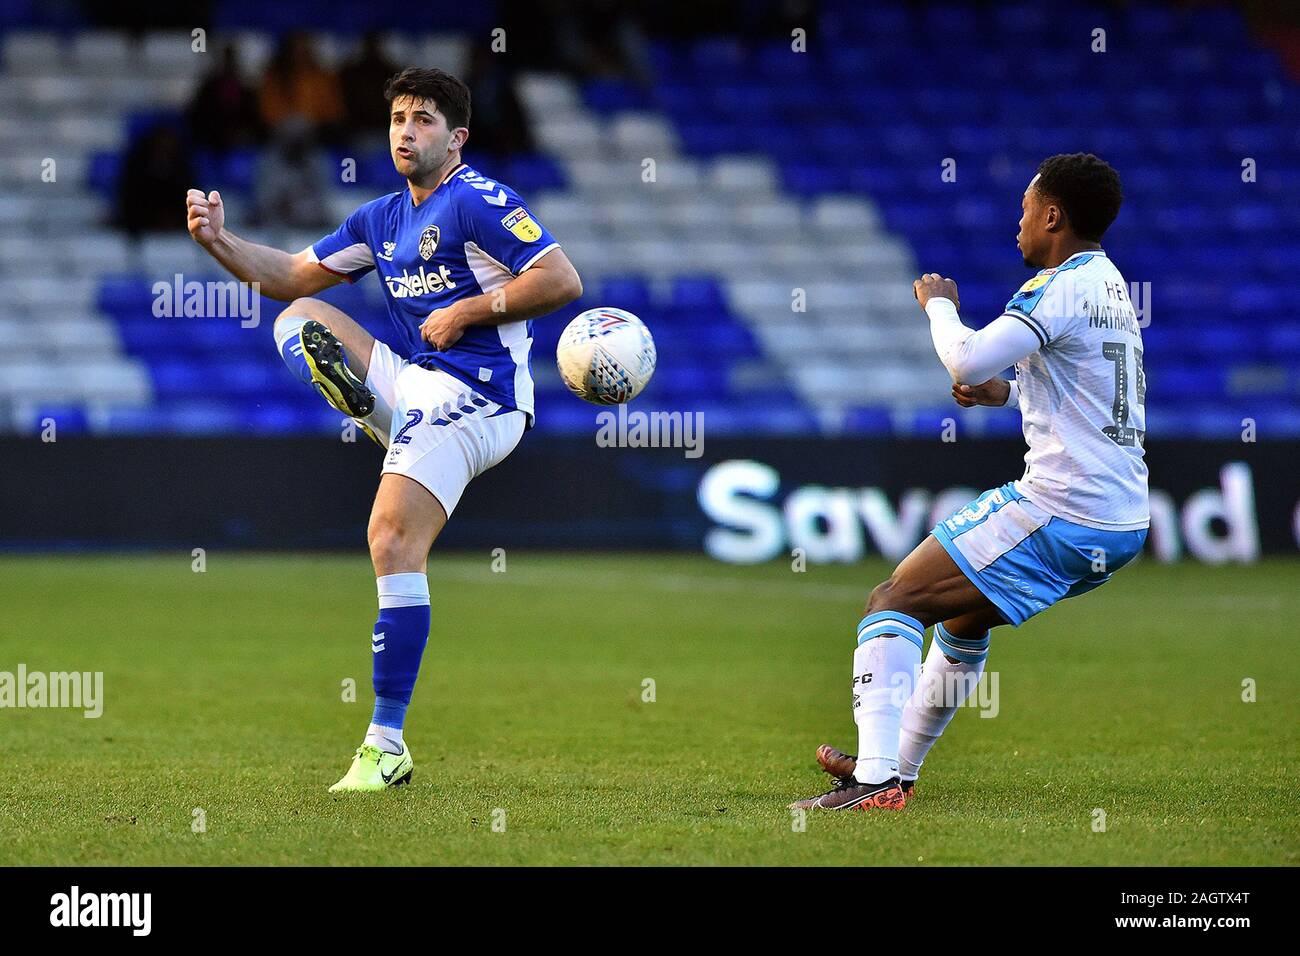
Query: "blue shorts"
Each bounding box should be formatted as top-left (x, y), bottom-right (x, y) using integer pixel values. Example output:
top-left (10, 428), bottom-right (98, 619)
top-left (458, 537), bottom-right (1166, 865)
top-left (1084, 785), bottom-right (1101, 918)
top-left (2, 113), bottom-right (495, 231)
top-left (931, 482), bottom-right (1147, 626)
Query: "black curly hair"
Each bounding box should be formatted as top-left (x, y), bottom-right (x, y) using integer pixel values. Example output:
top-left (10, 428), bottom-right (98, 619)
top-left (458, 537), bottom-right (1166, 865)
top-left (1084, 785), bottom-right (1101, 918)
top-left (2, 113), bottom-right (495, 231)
top-left (1033, 153), bottom-right (1123, 242)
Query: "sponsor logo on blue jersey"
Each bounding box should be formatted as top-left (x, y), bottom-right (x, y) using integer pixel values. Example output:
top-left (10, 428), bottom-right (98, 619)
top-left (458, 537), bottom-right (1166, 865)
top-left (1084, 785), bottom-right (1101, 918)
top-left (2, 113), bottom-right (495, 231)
top-left (310, 163), bottom-right (560, 421)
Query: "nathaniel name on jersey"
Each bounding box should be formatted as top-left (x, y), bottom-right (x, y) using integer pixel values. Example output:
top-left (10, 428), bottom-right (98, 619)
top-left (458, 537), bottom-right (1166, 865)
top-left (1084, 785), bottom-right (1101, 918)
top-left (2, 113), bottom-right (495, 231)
top-left (308, 163), bottom-right (559, 422)
top-left (1002, 250), bottom-right (1149, 531)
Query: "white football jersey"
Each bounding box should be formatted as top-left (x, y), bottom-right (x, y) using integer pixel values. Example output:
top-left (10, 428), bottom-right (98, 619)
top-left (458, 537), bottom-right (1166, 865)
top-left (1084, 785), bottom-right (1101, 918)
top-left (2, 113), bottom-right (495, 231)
top-left (1003, 250), bottom-right (1149, 531)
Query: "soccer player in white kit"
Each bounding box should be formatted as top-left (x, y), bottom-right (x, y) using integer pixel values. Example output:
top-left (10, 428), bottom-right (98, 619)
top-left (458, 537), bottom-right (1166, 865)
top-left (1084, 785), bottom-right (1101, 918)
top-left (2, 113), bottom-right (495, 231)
top-left (793, 153), bottom-right (1148, 811)
top-left (186, 68), bottom-right (582, 792)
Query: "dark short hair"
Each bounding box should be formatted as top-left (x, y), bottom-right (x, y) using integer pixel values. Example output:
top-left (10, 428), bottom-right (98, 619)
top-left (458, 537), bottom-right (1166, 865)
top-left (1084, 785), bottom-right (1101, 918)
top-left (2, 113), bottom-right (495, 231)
top-left (1033, 153), bottom-right (1123, 242)
top-left (383, 67), bottom-right (471, 130)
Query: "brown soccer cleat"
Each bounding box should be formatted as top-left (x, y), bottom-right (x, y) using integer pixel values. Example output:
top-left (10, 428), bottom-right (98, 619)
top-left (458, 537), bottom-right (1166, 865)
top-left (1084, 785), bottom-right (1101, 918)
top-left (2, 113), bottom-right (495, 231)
top-left (815, 745), bottom-right (916, 799)
top-left (789, 776), bottom-right (907, 811)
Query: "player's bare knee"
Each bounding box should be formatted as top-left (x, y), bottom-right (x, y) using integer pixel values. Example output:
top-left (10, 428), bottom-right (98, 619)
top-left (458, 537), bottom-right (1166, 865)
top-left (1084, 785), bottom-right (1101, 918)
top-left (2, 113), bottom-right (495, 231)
top-left (865, 579), bottom-right (891, 615)
top-left (866, 574), bottom-right (928, 617)
top-left (867, 576), bottom-right (906, 614)
top-left (275, 298), bottom-right (324, 331)
top-left (367, 513), bottom-right (420, 572)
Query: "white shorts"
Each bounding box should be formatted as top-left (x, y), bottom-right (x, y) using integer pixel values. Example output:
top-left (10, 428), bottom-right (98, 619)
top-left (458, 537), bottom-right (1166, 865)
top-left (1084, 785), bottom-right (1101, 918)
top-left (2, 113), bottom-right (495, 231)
top-left (364, 340), bottom-right (525, 516)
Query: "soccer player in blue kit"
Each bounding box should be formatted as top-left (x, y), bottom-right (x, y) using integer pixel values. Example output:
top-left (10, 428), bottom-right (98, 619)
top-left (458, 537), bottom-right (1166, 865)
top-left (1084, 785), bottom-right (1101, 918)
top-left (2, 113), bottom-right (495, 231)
top-left (186, 68), bottom-right (582, 792)
top-left (792, 154), bottom-right (1148, 811)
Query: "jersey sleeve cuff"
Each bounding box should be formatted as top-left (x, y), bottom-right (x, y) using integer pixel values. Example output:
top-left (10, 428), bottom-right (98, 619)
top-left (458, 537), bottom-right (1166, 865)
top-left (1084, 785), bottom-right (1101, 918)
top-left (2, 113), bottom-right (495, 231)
top-left (516, 242), bottom-right (560, 275)
top-left (1003, 309), bottom-right (1049, 347)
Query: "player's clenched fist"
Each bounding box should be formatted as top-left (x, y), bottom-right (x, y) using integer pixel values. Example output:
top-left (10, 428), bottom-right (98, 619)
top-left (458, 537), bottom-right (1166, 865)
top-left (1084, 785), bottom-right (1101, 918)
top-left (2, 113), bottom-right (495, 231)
top-left (913, 273), bottom-right (959, 311)
top-left (420, 303), bottom-right (468, 351)
top-left (186, 189), bottom-right (225, 246)
top-left (952, 379), bottom-right (1011, 408)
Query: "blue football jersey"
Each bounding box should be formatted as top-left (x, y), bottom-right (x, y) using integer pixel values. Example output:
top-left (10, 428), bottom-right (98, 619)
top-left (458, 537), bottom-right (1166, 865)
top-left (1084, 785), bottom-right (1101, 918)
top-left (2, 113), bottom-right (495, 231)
top-left (309, 162), bottom-right (560, 421)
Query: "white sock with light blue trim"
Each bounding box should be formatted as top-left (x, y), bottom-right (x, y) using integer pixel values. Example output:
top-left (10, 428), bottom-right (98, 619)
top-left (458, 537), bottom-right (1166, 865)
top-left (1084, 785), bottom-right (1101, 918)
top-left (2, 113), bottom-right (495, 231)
top-left (898, 622), bottom-right (990, 781)
top-left (851, 611), bottom-right (924, 784)
top-left (273, 314), bottom-right (313, 385)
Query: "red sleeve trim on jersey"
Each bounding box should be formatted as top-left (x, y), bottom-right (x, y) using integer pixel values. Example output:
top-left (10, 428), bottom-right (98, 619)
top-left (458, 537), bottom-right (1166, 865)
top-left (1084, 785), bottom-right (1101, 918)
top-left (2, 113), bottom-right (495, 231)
top-left (316, 261), bottom-right (356, 283)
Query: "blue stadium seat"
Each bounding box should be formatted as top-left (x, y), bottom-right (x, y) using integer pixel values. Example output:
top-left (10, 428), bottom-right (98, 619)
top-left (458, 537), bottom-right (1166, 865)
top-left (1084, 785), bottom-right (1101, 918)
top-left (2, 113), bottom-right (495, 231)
top-left (86, 152), bottom-right (123, 193)
top-left (664, 276), bottom-right (728, 313)
top-left (583, 80), bottom-right (650, 114)
top-left (598, 276), bottom-right (654, 315)
top-left (501, 154), bottom-right (566, 193)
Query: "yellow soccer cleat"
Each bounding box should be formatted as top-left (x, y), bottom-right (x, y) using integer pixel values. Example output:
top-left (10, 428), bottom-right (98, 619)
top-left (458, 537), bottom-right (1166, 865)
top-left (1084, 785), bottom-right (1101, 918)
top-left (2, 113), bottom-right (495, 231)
top-left (299, 320), bottom-right (384, 447)
top-left (328, 743), bottom-right (414, 793)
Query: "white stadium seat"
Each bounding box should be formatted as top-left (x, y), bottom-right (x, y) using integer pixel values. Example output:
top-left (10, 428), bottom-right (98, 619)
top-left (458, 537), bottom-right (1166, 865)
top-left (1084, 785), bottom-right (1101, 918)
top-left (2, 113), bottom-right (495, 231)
top-left (608, 113), bottom-right (678, 157)
top-left (532, 117), bottom-right (606, 159)
top-left (73, 359), bottom-right (154, 404)
top-left (562, 158), bottom-right (640, 194)
top-left (70, 32), bottom-right (135, 75)
top-left (731, 198), bottom-right (803, 234)
top-left (141, 32), bottom-right (205, 73)
top-left (707, 157), bottom-right (780, 194)
top-left (2, 32), bottom-right (63, 75)
top-left (0, 277), bottom-right (97, 311)
top-left (138, 236), bottom-right (205, 278)
top-left (809, 194), bottom-right (884, 236)
top-left (639, 156), bottom-right (703, 193)
top-left (413, 35), bottom-right (468, 77)
top-left (517, 73), bottom-right (582, 117)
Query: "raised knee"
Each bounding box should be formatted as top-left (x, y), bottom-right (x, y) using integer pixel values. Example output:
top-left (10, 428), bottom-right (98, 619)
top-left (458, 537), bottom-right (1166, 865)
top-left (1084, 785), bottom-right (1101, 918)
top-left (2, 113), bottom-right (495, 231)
top-left (275, 298), bottom-right (324, 330)
top-left (866, 575), bottom-right (928, 616)
top-left (866, 577), bottom-right (898, 615)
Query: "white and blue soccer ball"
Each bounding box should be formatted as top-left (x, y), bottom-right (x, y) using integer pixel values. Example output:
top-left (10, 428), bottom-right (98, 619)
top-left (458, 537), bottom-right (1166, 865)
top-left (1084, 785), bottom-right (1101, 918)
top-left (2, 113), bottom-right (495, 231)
top-left (556, 307), bottom-right (656, 405)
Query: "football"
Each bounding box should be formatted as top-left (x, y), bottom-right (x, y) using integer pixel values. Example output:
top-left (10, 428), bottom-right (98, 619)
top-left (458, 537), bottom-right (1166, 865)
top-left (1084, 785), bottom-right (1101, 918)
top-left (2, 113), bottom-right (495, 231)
top-left (555, 307), bottom-right (657, 405)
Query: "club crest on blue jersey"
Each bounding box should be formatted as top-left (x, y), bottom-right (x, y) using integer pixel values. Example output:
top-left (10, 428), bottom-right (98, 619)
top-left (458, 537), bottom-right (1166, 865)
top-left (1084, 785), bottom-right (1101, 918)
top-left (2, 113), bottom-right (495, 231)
top-left (418, 225), bottom-right (440, 260)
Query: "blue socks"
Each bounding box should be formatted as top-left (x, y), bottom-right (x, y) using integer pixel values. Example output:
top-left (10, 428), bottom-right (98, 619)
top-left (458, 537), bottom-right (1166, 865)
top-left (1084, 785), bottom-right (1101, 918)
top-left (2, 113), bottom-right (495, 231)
top-left (365, 573), bottom-right (431, 752)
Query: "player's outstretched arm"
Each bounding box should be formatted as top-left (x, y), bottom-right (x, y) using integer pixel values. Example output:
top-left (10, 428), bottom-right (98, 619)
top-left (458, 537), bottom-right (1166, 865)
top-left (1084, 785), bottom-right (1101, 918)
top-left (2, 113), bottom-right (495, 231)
top-left (420, 247), bottom-right (582, 350)
top-left (186, 188), bottom-right (342, 301)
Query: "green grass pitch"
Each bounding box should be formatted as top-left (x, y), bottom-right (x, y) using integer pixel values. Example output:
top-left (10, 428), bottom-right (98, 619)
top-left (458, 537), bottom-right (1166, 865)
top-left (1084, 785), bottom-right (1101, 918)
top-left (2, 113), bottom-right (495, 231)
top-left (1, 552), bottom-right (1295, 866)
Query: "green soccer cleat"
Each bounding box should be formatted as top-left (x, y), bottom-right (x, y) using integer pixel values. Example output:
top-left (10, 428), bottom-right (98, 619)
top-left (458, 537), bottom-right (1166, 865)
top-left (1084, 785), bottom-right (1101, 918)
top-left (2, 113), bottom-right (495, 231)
top-left (327, 743), bottom-right (414, 793)
top-left (299, 320), bottom-right (383, 446)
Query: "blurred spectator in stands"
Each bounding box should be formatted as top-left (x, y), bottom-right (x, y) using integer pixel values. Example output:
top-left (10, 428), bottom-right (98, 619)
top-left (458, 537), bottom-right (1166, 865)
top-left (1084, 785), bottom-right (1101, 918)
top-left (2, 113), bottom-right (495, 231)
top-left (258, 31), bottom-right (344, 142)
top-left (116, 124), bottom-right (196, 235)
top-left (463, 44), bottom-right (533, 162)
top-left (187, 44), bottom-right (262, 153)
top-left (254, 115), bottom-right (333, 230)
top-left (340, 32), bottom-right (399, 149)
